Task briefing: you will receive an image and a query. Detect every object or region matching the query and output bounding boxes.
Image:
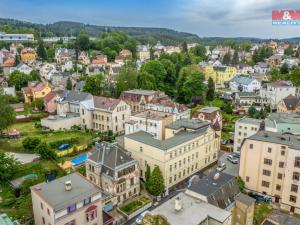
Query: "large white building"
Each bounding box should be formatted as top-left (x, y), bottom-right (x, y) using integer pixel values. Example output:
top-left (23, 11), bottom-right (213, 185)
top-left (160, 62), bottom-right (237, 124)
top-left (0, 32), bottom-right (34, 42)
top-left (229, 75), bottom-right (261, 92)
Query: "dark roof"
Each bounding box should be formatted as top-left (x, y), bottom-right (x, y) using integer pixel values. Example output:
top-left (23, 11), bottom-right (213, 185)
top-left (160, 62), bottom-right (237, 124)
top-left (59, 90), bottom-right (92, 103)
top-left (247, 131), bottom-right (300, 150)
top-left (263, 210), bottom-right (300, 225)
top-left (31, 173), bottom-right (105, 212)
top-left (187, 172), bottom-right (240, 209)
top-left (235, 193), bottom-right (255, 206)
top-left (282, 95), bottom-right (300, 110)
top-left (93, 96), bottom-right (121, 111)
top-left (87, 142), bottom-right (135, 177)
top-left (166, 119), bottom-right (210, 130)
top-left (213, 65), bottom-right (227, 72)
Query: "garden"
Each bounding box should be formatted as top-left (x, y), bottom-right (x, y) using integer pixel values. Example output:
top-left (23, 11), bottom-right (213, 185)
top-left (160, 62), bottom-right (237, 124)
top-left (119, 195), bottom-right (151, 216)
top-left (253, 202), bottom-right (273, 225)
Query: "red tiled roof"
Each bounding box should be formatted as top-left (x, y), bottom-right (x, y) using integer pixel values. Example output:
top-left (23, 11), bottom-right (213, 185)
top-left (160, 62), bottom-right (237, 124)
top-left (3, 58), bottom-right (15, 67)
top-left (282, 95), bottom-right (300, 110)
top-left (92, 58), bottom-right (106, 65)
top-left (44, 91), bottom-right (58, 103)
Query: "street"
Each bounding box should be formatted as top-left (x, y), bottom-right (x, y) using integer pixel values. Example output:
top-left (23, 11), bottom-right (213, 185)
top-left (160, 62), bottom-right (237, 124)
top-left (217, 151), bottom-right (240, 177)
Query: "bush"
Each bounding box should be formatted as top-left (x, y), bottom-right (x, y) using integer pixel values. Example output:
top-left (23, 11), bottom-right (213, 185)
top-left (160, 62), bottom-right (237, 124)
top-left (35, 142), bottom-right (57, 160)
top-left (22, 137), bottom-right (41, 151)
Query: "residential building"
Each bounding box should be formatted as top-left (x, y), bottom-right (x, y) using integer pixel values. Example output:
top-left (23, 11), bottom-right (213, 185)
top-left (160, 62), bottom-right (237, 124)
top-left (0, 213), bottom-right (20, 225)
top-left (118, 49), bottom-right (132, 60)
top-left (40, 63), bottom-right (57, 80)
top-left (237, 63), bottom-right (254, 74)
top-left (125, 110), bottom-right (174, 140)
top-left (148, 192), bottom-right (232, 225)
top-left (233, 117), bottom-right (277, 152)
top-left (80, 96), bottom-right (131, 134)
top-left (239, 131), bottom-right (300, 213)
top-left (124, 119), bottom-right (220, 191)
top-left (55, 48), bottom-right (76, 64)
top-left (137, 45), bottom-right (150, 61)
top-left (146, 95), bottom-right (190, 121)
top-left (203, 65), bottom-right (237, 88)
top-left (31, 172), bottom-right (112, 225)
top-left (229, 75), bottom-right (261, 92)
top-left (260, 81), bottom-right (296, 108)
top-left (51, 71), bottom-right (71, 88)
top-left (2, 58), bottom-right (15, 76)
top-left (20, 47), bottom-right (36, 63)
top-left (234, 92), bottom-right (260, 106)
top-left (78, 51), bottom-right (90, 65)
top-left (0, 32), bottom-right (34, 42)
top-left (44, 91), bottom-right (59, 114)
top-left (254, 62), bottom-right (270, 74)
top-left (281, 58), bottom-right (299, 69)
top-left (186, 172), bottom-right (255, 225)
top-left (22, 82), bottom-right (52, 103)
top-left (277, 95), bottom-right (300, 113)
top-left (192, 107), bottom-right (222, 133)
top-left (262, 210), bottom-right (300, 225)
top-left (267, 55), bottom-right (283, 67)
top-left (86, 142), bottom-right (140, 206)
top-left (120, 89), bottom-right (166, 114)
top-left (10, 63), bottom-right (33, 75)
top-left (268, 113), bottom-right (300, 135)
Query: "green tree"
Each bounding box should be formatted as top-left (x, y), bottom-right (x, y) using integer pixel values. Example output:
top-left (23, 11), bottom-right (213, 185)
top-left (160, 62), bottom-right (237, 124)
top-left (66, 77), bottom-right (72, 90)
top-left (83, 73), bottom-right (108, 96)
top-left (115, 64), bottom-right (138, 97)
top-left (37, 38), bottom-right (47, 60)
top-left (160, 59), bottom-right (176, 97)
top-left (290, 67), bottom-right (300, 86)
top-left (0, 151), bottom-right (20, 182)
top-left (29, 70), bottom-right (41, 81)
top-left (145, 165), bottom-right (151, 182)
top-left (146, 166), bottom-right (165, 196)
top-left (76, 31), bottom-right (90, 51)
top-left (248, 105), bottom-right (257, 118)
top-left (140, 60), bottom-right (167, 90)
top-left (280, 63), bottom-right (289, 74)
top-left (31, 98), bottom-right (44, 111)
top-left (284, 45), bottom-right (294, 56)
top-left (34, 142), bottom-right (57, 160)
top-left (190, 44), bottom-right (206, 57)
top-left (0, 92), bottom-right (15, 134)
top-left (221, 101), bottom-right (233, 114)
top-left (22, 137), bottom-right (41, 151)
top-left (222, 52), bottom-right (231, 65)
top-left (7, 71), bottom-right (28, 90)
top-left (237, 176), bottom-right (245, 193)
top-left (206, 77), bottom-right (215, 101)
top-left (181, 41), bottom-right (188, 53)
top-left (269, 68), bottom-right (282, 81)
top-left (231, 49), bottom-right (239, 65)
top-left (137, 71), bottom-right (156, 90)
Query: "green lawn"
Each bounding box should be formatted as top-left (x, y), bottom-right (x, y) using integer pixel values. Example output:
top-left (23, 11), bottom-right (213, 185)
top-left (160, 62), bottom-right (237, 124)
top-left (0, 160), bottom-right (66, 223)
top-left (254, 202), bottom-right (273, 225)
top-left (0, 121), bottom-right (96, 153)
top-left (120, 196), bottom-right (151, 215)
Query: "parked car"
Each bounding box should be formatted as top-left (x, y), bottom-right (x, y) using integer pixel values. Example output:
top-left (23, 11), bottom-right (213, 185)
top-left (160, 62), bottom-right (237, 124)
top-left (248, 192), bottom-right (272, 203)
top-left (136, 210), bottom-right (150, 224)
top-left (227, 154), bottom-right (238, 164)
top-left (231, 152), bottom-right (240, 158)
top-left (58, 143), bottom-right (70, 150)
top-left (216, 162), bottom-right (226, 172)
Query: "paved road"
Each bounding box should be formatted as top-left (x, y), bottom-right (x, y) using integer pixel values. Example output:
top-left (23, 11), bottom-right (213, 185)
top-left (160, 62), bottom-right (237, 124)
top-left (217, 151), bottom-right (240, 177)
top-left (6, 152), bottom-right (40, 164)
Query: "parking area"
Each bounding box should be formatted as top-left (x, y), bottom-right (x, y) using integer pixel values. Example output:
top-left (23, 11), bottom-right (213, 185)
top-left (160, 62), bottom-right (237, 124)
top-left (6, 152), bottom-right (40, 164)
top-left (217, 151), bottom-right (240, 177)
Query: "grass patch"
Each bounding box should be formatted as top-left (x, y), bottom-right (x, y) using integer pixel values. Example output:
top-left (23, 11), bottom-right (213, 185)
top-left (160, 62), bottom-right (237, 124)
top-left (0, 121), bottom-right (96, 153)
top-left (211, 99), bottom-right (224, 108)
top-left (0, 160), bottom-right (66, 223)
top-left (254, 202), bottom-right (273, 225)
top-left (120, 196), bottom-right (151, 215)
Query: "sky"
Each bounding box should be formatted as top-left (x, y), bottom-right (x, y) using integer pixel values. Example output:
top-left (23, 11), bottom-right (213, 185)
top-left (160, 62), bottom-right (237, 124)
top-left (1, 0), bottom-right (300, 38)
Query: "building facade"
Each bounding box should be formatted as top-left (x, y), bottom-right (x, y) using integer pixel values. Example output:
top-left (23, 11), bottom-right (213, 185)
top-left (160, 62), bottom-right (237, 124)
top-left (203, 65), bottom-right (237, 88)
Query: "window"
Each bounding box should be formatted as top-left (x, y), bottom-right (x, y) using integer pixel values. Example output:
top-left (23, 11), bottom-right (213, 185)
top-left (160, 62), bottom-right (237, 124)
top-left (291, 184), bottom-right (298, 193)
top-left (268, 147), bottom-right (272, 153)
top-left (67, 204), bottom-right (76, 213)
top-left (140, 147), bottom-right (143, 152)
top-left (169, 177), bottom-right (172, 184)
top-left (169, 165), bottom-right (172, 172)
top-left (277, 173), bottom-right (283, 179)
top-left (40, 202), bottom-right (44, 210)
top-left (281, 150), bottom-right (285, 156)
top-left (290, 195), bottom-right (297, 203)
top-left (84, 197), bottom-right (91, 206)
top-left (170, 153), bottom-right (172, 159)
top-left (261, 180), bottom-right (270, 188)
top-left (264, 158), bottom-right (272, 165)
top-left (249, 144), bottom-right (253, 149)
top-left (295, 157), bottom-right (300, 168)
top-left (174, 175), bottom-right (177, 182)
top-left (86, 206), bottom-right (97, 222)
top-left (42, 217), bottom-right (45, 225)
top-left (293, 172), bottom-right (300, 181)
top-left (263, 170), bottom-right (271, 176)
top-left (276, 184), bottom-right (281, 191)
top-left (279, 162), bottom-right (284, 168)
top-left (47, 208), bottom-right (50, 215)
top-left (246, 176), bottom-right (250, 182)
top-left (130, 177), bottom-right (134, 186)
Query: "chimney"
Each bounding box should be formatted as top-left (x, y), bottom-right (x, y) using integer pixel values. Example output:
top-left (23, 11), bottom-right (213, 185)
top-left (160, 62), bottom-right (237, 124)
top-left (65, 180), bottom-right (72, 191)
top-left (175, 196), bottom-right (183, 211)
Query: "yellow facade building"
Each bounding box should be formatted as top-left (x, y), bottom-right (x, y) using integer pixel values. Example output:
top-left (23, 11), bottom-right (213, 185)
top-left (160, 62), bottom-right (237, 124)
top-left (124, 119), bottom-right (220, 192)
top-left (22, 82), bottom-right (52, 103)
top-left (20, 47), bottom-right (37, 63)
top-left (203, 65), bottom-right (237, 88)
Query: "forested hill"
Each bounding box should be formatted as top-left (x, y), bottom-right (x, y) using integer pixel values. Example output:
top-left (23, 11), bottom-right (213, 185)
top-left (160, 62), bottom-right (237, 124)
top-left (0, 18), bottom-right (201, 45)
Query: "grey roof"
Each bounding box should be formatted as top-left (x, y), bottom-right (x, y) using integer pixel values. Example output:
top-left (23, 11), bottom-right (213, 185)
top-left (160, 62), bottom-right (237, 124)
top-left (125, 125), bottom-right (210, 151)
top-left (59, 90), bottom-right (92, 103)
top-left (187, 172), bottom-right (239, 209)
top-left (198, 107), bottom-right (219, 114)
top-left (229, 75), bottom-right (256, 85)
top-left (88, 142), bottom-right (135, 177)
top-left (31, 173), bottom-right (105, 212)
top-left (248, 131), bottom-right (300, 150)
top-left (235, 193), bottom-right (255, 207)
top-left (268, 113), bottom-right (300, 124)
top-left (236, 92), bottom-right (258, 97)
top-left (122, 89), bottom-right (156, 95)
top-left (166, 118), bottom-right (210, 130)
top-left (213, 65), bottom-right (227, 72)
top-left (263, 210), bottom-right (300, 225)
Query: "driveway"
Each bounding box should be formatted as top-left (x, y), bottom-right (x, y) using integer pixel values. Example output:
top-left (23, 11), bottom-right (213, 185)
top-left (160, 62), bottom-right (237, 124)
top-left (217, 151), bottom-right (240, 177)
top-left (6, 152), bottom-right (40, 164)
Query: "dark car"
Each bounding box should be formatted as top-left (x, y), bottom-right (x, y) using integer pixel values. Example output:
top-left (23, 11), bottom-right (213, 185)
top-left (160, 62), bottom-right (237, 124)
top-left (232, 152), bottom-right (240, 158)
top-left (248, 192), bottom-right (271, 203)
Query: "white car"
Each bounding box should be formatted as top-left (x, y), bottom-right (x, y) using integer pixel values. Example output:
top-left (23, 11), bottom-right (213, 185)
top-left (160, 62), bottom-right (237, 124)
top-left (216, 162), bottom-right (226, 172)
top-left (136, 210), bottom-right (150, 224)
